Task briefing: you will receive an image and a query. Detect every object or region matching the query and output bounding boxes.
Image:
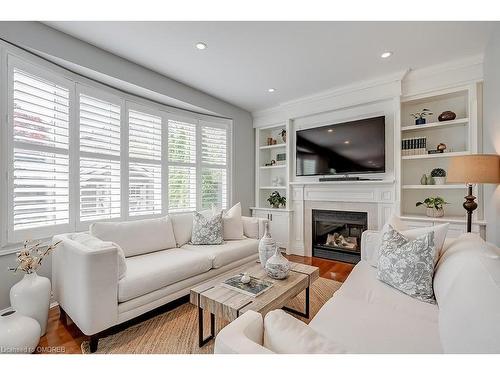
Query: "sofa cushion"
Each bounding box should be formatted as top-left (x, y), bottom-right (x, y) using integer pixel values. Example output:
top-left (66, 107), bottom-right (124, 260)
top-left (264, 309), bottom-right (346, 354)
top-left (118, 248), bottom-right (212, 302)
top-left (222, 202), bottom-right (245, 240)
top-left (191, 211), bottom-right (224, 245)
top-left (181, 238), bottom-right (259, 269)
top-left (309, 261), bottom-right (442, 353)
top-left (90, 216), bottom-right (176, 257)
top-left (433, 234), bottom-right (500, 353)
top-left (69, 232), bottom-right (127, 279)
top-left (377, 228), bottom-right (437, 303)
top-left (170, 212), bottom-right (193, 247)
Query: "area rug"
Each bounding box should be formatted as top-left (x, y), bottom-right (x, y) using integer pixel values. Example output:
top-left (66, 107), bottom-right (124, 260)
top-left (81, 277), bottom-right (342, 354)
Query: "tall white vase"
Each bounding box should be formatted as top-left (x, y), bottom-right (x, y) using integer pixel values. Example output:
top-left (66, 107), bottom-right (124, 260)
top-left (0, 310), bottom-right (41, 354)
top-left (10, 272), bottom-right (51, 336)
top-left (258, 221), bottom-right (276, 268)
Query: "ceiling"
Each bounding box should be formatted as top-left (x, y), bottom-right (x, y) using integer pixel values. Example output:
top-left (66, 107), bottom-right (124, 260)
top-left (44, 21), bottom-right (496, 113)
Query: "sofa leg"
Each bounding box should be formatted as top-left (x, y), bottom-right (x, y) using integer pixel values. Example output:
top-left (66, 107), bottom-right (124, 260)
top-left (89, 336), bottom-right (99, 353)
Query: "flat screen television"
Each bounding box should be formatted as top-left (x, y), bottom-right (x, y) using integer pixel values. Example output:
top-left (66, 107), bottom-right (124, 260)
top-left (296, 116), bottom-right (385, 176)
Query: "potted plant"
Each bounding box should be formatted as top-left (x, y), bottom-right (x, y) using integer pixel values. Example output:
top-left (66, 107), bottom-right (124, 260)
top-left (416, 197), bottom-right (448, 218)
top-left (267, 191), bottom-right (286, 209)
top-left (411, 108), bottom-right (433, 125)
top-left (431, 168), bottom-right (447, 185)
top-left (279, 129), bottom-right (286, 143)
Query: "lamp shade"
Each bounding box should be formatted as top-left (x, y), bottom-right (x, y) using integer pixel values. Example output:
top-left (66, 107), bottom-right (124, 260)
top-left (447, 154), bottom-right (500, 184)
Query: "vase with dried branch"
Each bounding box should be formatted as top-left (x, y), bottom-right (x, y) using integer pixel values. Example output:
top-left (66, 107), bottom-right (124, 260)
top-left (9, 240), bottom-right (61, 336)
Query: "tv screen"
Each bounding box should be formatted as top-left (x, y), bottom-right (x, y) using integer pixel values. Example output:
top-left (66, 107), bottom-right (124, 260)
top-left (296, 116), bottom-right (385, 176)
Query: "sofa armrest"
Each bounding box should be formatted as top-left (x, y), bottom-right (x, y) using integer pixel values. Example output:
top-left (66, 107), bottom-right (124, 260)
top-left (361, 230), bottom-right (381, 266)
top-left (214, 311), bottom-right (274, 354)
top-left (241, 216), bottom-right (269, 239)
top-left (52, 233), bottom-right (119, 335)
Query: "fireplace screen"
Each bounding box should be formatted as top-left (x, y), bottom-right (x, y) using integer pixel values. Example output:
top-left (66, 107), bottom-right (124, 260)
top-left (312, 210), bottom-right (367, 263)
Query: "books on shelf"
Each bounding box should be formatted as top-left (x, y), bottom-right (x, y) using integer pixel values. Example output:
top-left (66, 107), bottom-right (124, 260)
top-left (402, 137), bottom-right (427, 156)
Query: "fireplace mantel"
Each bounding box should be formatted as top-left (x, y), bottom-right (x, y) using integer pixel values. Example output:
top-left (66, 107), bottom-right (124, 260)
top-left (289, 180), bottom-right (396, 256)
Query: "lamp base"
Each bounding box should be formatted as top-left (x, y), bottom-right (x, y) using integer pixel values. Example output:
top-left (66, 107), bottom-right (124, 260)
top-left (463, 184), bottom-right (478, 233)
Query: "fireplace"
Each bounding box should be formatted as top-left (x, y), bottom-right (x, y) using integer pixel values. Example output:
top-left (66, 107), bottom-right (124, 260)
top-left (312, 210), bottom-right (367, 264)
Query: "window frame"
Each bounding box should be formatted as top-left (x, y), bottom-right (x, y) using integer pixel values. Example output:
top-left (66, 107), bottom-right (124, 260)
top-left (1, 45), bottom-right (233, 248)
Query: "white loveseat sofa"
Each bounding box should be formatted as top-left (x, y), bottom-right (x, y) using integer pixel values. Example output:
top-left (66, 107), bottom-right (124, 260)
top-left (214, 231), bottom-right (500, 354)
top-left (52, 212), bottom-right (266, 352)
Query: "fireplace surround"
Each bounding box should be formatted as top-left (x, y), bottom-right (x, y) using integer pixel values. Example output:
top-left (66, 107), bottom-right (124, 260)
top-left (312, 209), bottom-right (368, 263)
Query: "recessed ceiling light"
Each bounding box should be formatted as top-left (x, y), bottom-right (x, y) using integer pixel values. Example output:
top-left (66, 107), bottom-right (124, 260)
top-left (327, 129), bottom-right (333, 133)
top-left (344, 140), bottom-right (350, 144)
top-left (381, 51), bottom-right (393, 59)
top-left (196, 42), bottom-right (207, 50)
top-left (268, 88), bottom-right (276, 93)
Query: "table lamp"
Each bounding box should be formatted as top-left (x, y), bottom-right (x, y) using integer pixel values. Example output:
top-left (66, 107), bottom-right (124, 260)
top-left (447, 154), bottom-right (500, 232)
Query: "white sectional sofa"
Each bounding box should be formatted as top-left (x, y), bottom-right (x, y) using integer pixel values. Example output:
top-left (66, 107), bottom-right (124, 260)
top-left (52, 212), bottom-right (267, 352)
top-left (214, 231), bottom-right (500, 354)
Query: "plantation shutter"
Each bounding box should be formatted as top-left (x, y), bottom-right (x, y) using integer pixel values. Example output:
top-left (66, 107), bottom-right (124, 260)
top-left (128, 109), bottom-right (162, 216)
top-left (79, 93), bottom-right (121, 221)
top-left (11, 68), bottom-right (70, 232)
top-left (167, 119), bottom-right (197, 212)
top-left (201, 124), bottom-right (228, 210)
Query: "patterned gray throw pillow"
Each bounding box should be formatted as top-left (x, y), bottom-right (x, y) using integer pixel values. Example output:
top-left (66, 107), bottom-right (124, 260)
top-left (377, 225), bottom-right (437, 304)
top-left (191, 211), bottom-right (223, 245)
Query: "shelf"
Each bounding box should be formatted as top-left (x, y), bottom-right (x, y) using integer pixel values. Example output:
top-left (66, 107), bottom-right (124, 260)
top-left (402, 184), bottom-right (465, 190)
top-left (400, 214), bottom-right (486, 225)
top-left (250, 207), bottom-right (293, 212)
top-left (259, 186), bottom-right (287, 190)
top-left (402, 151), bottom-right (469, 160)
top-left (401, 118), bottom-right (468, 132)
top-left (259, 144), bottom-right (286, 150)
top-left (260, 165), bottom-right (286, 170)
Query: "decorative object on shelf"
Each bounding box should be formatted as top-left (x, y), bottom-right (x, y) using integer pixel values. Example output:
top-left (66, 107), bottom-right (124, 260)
top-left (426, 175), bottom-right (435, 185)
top-left (271, 176), bottom-right (279, 186)
top-left (240, 272), bottom-right (251, 284)
top-left (272, 139), bottom-right (277, 145)
top-left (9, 240), bottom-right (61, 336)
top-left (0, 310), bottom-right (41, 354)
top-left (258, 221), bottom-right (277, 268)
top-left (267, 137), bottom-right (273, 146)
top-left (416, 197), bottom-right (448, 218)
top-left (438, 111), bottom-right (456, 122)
top-left (447, 154), bottom-right (500, 232)
top-left (411, 108), bottom-right (433, 125)
top-left (265, 247), bottom-right (290, 280)
top-left (437, 143), bottom-right (447, 152)
top-left (279, 129), bottom-right (287, 143)
top-left (276, 153), bottom-right (286, 164)
top-left (420, 174), bottom-right (428, 185)
top-left (267, 190), bottom-right (286, 209)
top-left (431, 168), bottom-right (447, 185)
top-left (264, 159), bottom-right (276, 166)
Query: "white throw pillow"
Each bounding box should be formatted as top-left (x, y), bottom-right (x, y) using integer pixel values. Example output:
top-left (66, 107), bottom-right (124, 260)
top-left (263, 310), bottom-right (346, 354)
top-left (90, 216), bottom-right (177, 257)
top-left (70, 232), bottom-right (127, 279)
top-left (222, 202), bottom-right (245, 240)
top-left (170, 212), bottom-right (194, 247)
top-left (242, 216), bottom-right (259, 239)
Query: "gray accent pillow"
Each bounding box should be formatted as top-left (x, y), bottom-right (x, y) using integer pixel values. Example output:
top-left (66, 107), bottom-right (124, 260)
top-left (377, 225), bottom-right (437, 304)
top-left (191, 211), bottom-right (223, 245)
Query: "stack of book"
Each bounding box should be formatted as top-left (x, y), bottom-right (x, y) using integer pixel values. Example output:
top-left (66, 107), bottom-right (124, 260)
top-left (402, 137), bottom-right (427, 156)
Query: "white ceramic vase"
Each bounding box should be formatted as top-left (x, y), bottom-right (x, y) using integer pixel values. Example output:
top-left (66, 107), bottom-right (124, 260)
top-left (10, 272), bottom-right (51, 336)
top-left (258, 222), bottom-right (277, 268)
top-left (0, 310), bottom-right (41, 354)
top-left (265, 247), bottom-right (291, 280)
top-left (426, 207), bottom-right (445, 218)
top-left (433, 177), bottom-right (446, 185)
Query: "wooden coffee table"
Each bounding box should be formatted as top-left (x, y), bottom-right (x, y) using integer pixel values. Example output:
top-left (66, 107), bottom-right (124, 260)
top-left (190, 261), bottom-right (319, 347)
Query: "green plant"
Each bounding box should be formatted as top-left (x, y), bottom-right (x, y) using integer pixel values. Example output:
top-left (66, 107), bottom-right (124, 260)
top-left (431, 168), bottom-right (446, 177)
top-left (411, 108), bottom-right (433, 120)
top-left (416, 196), bottom-right (448, 210)
top-left (267, 191), bottom-right (286, 208)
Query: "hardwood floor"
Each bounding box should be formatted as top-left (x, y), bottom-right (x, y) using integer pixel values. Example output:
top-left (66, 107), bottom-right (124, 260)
top-left (36, 256), bottom-right (354, 354)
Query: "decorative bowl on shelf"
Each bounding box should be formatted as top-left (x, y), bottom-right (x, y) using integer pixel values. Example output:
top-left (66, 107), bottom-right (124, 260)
top-left (438, 111), bottom-right (456, 122)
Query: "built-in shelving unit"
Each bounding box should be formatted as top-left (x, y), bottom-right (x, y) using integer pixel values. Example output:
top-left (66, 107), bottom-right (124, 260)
top-left (399, 85), bottom-right (483, 229)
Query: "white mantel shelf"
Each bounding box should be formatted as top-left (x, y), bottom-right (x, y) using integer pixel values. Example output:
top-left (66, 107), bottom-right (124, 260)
top-left (290, 179), bottom-right (395, 186)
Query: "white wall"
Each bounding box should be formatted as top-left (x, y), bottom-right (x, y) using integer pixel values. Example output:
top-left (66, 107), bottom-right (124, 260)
top-left (0, 22), bottom-right (255, 311)
top-left (483, 25), bottom-right (500, 245)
